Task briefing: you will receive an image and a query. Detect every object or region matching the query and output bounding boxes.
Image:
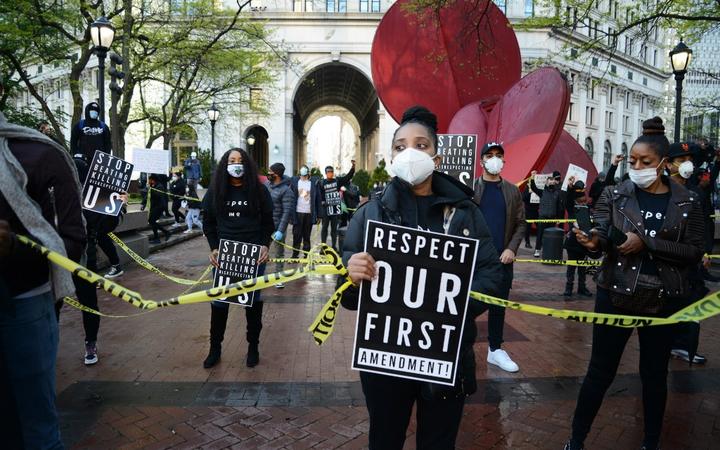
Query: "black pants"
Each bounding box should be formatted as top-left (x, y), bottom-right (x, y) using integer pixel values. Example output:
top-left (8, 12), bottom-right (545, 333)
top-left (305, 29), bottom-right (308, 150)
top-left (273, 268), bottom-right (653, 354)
top-left (148, 209), bottom-right (167, 240)
top-left (571, 288), bottom-right (675, 448)
top-left (172, 198), bottom-right (185, 223)
top-left (565, 249), bottom-right (587, 289)
top-left (96, 232), bottom-right (120, 266)
top-left (292, 213), bottom-right (313, 258)
top-left (321, 215), bottom-right (340, 249)
top-left (360, 371), bottom-right (465, 450)
top-left (211, 301), bottom-right (264, 345)
top-left (475, 264), bottom-right (512, 350)
top-left (60, 227), bottom-right (100, 342)
top-left (535, 219), bottom-right (551, 250)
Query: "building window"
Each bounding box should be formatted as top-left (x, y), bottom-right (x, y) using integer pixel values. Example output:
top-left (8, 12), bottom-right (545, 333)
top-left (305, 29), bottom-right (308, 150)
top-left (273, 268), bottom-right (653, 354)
top-left (294, 0), bottom-right (302, 10)
top-left (585, 137), bottom-right (594, 159)
top-left (339, 0), bottom-right (346, 12)
top-left (586, 107), bottom-right (595, 126)
top-left (653, 50), bottom-right (657, 66)
top-left (589, 80), bottom-right (596, 100)
top-left (250, 88), bottom-right (263, 109)
top-left (371, 0), bottom-right (380, 12)
top-left (568, 102), bottom-right (575, 122)
top-left (524, 0), bottom-right (534, 17)
top-left (608, 86), bottom-right (614, 104)
top-left (623, 115), bottom-right (630, 133)
top-left (603, 140), bottom-right (612, 170)
top-left (359, 0), bottom-right (368, 11)
top-left (628, 71), bottom-right (633, 81)
top-left (643, 77), bottom-right (648, 86)
top-left (625, 91), bottom-right (631, 109)
top-left (606, 111), bottom-right (614, 130)
top-left (56, 80), bottom-right (64, 99)
top-left (493, 0), bottom-right (506, 13)
top-left (640, 97), bottom-right (646, 113)
top-left (610, 64), bottom-right (617, 74)
top-left (326, 0), bottom-right (335, 11)
top-left (305, 0), bottom-right (314, 11)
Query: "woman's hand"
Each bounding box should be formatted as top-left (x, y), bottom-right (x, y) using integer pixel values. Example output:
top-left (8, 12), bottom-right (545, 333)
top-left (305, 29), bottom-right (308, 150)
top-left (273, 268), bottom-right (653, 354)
top-left (258, 245), bottom-right (269, 264)
top-left (209, 249), bottom-right (219, 267)
top-left (573, 227), bottom-right (599, 251)
top-left (618, 232), bottom-right (645, 255)
top-left (347, 252), bottom-right (376, 285)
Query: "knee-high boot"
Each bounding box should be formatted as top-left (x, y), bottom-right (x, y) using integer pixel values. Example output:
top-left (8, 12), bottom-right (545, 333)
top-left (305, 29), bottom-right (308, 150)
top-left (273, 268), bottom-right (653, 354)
top-left (203, 305), bottom-right (229, 368)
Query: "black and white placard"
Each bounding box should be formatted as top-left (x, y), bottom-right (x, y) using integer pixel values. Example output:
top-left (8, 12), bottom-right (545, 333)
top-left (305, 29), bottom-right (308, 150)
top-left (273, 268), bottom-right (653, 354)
top-left (213, 239), bottom-right (261, 307)
top-left (323, 180), bottom-right (342, 216)
top-left (81, 150), bottom-right (133, 216)
top-left (352, 221), bottom-right (479, 386)
top-left (437, 134), bottom-right (477, 188)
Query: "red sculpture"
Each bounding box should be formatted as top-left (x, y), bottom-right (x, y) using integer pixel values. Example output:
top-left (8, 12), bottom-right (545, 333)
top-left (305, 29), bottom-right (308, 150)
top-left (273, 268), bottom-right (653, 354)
top-left (371, 0), bottom-right (593, 184)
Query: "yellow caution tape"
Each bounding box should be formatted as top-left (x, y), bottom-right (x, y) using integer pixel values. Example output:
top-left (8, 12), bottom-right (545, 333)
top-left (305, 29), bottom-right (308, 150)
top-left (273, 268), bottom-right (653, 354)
top-left (62, 297), bottom-right (158, 318)
top-left (514, 258), bottom-right (602, 267)
top-left (705, 254), bottom-right (720, 259)
top-left (307, 280), bottom-right (354, 345)
top-left (149, 186), bottom-right (201, 203)
top-left (526, 219), bottom-right (575, 223)
top-left (515, 175), bottom-right (532, 187)
top-left (107, 232), bottom-right (212, 285)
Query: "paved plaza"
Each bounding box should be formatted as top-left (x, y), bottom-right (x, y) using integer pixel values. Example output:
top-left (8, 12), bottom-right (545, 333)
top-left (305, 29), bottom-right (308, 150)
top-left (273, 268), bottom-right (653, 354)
top-left (56, 234), bottom-right (720, 449)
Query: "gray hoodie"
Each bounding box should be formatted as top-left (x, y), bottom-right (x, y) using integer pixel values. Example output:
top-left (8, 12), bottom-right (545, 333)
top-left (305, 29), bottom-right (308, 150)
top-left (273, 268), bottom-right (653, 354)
top-left (267, 175), bottom-right (297, 234)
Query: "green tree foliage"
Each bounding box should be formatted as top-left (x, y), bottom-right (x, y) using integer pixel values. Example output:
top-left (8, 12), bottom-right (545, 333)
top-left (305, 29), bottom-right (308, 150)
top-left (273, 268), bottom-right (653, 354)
top-left (352, 169), bottom-right (371, 197)
top-left (369, 159), bottom-right (391, 190)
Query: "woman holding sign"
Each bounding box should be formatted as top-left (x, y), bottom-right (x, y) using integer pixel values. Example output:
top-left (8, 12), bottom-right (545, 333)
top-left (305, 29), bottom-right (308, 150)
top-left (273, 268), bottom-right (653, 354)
top-left (341, 106), bottom-right (503, 449)
top-left (202, 148), bottom-right (274, 369)
top-left (564, 118), bottom-right (705, 450)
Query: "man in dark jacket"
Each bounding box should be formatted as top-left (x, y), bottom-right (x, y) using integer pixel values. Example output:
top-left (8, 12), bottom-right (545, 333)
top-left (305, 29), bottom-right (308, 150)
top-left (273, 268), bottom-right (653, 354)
top-left (143, 174), bottom-right (171, 243)
top-left (267, 163), bottom-right (297, 287)
top-left (169, 170), bottom-right (187, 226)
top-left (530, 169), bottom-right (564, 257)
top-left (0, 110), bottom-right (86, 448)
top-left (290, 164), bottom-right (321, 258)
top-left (318, 160), bottom-right (355, 250)
top-left (70, 102), bottom-right (112, 161)
top-left (473, 142), bottom-right (525, 372)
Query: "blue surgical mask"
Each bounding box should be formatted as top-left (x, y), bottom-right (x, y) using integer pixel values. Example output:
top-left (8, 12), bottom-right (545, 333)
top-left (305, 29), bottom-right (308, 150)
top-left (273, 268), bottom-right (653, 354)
top-left (300, 167), bottom-right (309, 176)
top-left (89, 110), bottom-right (99, 120)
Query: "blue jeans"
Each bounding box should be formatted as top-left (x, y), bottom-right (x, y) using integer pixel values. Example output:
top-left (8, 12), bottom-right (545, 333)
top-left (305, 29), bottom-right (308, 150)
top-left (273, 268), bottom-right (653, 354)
top-left (0, 291), bottom-right (63, 449)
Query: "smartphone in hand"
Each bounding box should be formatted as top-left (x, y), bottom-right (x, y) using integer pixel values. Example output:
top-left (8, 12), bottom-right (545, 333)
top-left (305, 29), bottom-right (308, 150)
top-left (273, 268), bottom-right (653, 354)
top-left (575, 205), bottom-right (593, 235)
top-left (609, 225), bottom-right (628, 246)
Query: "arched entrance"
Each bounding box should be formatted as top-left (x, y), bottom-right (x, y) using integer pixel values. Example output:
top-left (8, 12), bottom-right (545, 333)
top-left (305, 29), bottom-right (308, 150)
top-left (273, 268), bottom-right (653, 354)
top-left (245, 125), bottom-right (269, 171)
top-left (292, 62), bottom-right (379, 171)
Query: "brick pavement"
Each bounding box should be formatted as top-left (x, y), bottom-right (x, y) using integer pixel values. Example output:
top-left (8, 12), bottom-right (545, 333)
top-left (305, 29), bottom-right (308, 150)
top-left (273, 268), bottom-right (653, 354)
top-left (55, 233), bottom-right (720, 449)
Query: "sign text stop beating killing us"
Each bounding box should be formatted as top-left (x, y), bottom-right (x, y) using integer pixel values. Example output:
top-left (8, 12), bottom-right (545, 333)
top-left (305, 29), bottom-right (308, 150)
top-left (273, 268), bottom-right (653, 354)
top-left (81, 150), bottom-right (133, 216)
top-left (437, 134), bottom-right (477, 188)
top-left (352, 221), bottom-right (479, 386)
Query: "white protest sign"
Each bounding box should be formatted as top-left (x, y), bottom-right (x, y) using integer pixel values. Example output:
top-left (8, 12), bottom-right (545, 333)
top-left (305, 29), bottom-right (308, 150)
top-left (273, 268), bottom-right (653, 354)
top-left (561, 163), bottom-right (589, 191)
top-left (352, 221), bottom-right (479, 386)
top-left (437, 134), bottom-right (477, 188)
top-left (81, 150), bottom-right (133, 216)
top-left (132, 148), bottom-right (170, 175)
top-left (531, 173), bottom-right (551, 204)
top-left (213, 239), bottom-right (261, 307)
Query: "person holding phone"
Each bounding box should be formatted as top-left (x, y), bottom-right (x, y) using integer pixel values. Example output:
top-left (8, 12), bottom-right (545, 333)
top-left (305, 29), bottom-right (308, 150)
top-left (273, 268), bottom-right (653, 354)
top-left (202, 148), bottom-right (274, 369)
top-left (562, 180), bottom-right (594, 298)
top-left (563, 117), bottom-right (705, 450)
top-left (342, 106), bottom-right (502, 449)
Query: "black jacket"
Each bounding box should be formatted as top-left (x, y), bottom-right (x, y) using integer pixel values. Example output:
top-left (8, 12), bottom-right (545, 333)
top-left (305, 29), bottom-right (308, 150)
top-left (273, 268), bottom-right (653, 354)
top-left (317, 166), bottom-right (356, 218)
top-left (530, 181), bottom-right (565, 219)
top-left (340, 173), bottom-right (503, 392)
top-left (70, 103), bottom-right (112, 161)
top-left (593, 178), bottom-right (704, 300)
top-left (0, 139), bottom-right (86, 298)
top-left (169, 177), bottom-right (187, 197)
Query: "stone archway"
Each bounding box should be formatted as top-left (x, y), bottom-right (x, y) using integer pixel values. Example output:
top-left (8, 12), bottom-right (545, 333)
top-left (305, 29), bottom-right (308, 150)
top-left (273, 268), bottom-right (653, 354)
top-left (291, 62), bottom-right (379, 171)
top-left (245, 125), bottom-right (269, 171)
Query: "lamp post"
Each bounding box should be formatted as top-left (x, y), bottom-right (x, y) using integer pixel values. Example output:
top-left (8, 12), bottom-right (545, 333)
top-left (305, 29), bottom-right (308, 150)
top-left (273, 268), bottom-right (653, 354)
top-left (89, 16), bottom-right (115, 122)
top-left (670, 41), bottom-right (693, 143)
top-left (207, 102), bottom-right (220, 157)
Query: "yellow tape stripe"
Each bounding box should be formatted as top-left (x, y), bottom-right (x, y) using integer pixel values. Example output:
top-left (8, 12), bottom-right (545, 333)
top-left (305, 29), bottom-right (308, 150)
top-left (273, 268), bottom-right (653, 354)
top-left (308, 280), bottom-right (354, 345)
top-left (515, 175), bottom-right (532, 187)
top-left (514, 258), bottom-right (602, 267)
top-left (149, 186), bottom-right (201, 203)
top-left (63, 297), bottom-right (157, 318)
top-left (526, 219), bottom-right (575, 223)
top-left (107, 232), bottom-right (211, 285)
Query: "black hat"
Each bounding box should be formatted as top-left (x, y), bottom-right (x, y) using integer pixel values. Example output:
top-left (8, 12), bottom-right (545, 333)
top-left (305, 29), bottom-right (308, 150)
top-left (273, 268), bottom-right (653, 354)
top-left (324, 165), bottom-right (334, 172)
top-left (481, 142), bottom-right (504, 156)
top-left (270, 162), bottom-right (285, 176)
top-left (552, 170), bottom-right (561, 179)
top-left (667, 142), bottom-right (697, 159)
top-left (573, 180), bottom-right (586, 191)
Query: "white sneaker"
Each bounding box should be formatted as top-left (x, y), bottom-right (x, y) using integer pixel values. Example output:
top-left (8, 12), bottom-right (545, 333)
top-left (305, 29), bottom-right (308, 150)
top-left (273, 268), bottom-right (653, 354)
top-left (487, 348), bottom-right (519, 372)
top-left (533, 250), bottom-right (541, 258)
top-left (275, 282), bottom-right (285, 289)
top-left (183, 229), bottom-right (192, 234)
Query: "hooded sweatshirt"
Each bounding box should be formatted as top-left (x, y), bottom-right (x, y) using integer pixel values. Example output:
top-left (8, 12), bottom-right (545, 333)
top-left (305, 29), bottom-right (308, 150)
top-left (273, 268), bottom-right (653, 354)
top-left (70, 102), bottom-right (112, 161)
top-left (267, 175), bottom-right (297, 234)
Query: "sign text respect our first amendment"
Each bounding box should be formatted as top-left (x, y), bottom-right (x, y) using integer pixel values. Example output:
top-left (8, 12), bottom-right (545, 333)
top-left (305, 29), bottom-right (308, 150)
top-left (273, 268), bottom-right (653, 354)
top-left (352, 221), bottom-right (479, 386)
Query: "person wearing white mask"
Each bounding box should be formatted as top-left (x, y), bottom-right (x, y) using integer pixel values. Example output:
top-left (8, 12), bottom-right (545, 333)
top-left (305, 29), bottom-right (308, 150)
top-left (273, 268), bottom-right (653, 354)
top-left (290, 164), bottom-right (321, 259)
top-left (201, 148), bottom-right (273, 369)
top-left (472, 142), bottom-right (525, 373)
top-left (341, 106), bottom-right (503, 449)
top-left (565, 117), bottom-right (705, 450)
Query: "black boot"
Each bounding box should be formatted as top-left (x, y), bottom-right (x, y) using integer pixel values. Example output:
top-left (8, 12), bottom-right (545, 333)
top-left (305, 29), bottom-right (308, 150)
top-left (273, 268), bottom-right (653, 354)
top-left (578, 285), bottom-right (593, 297)
top-left (203, 306), bottom-right (228, 368)
top-left (577, 269), bottom-right (592, 297)
top-left (563, 283), bottom-right (573, 297)
top-left (246, 342), bottom-right (259, 367)
top-left (163, 228), bottom-right (171, 242)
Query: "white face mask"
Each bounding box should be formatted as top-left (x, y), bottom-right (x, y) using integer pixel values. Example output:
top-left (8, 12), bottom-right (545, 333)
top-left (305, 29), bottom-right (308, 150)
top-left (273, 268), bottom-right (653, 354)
top-left (628, 160), bottom-right (663, 188)
top-left (88, 110), bottom-right (99, 120)
top-left (300, 167), bottom-right (309, 176)
top-left (227, 163), bottom-right (244, 178)
top-left (678, 160), bottom-right (694, 179)
top-left (483, 156), bottom-right (504, 175)
top-left (389, 147), bottom-right (436, 186)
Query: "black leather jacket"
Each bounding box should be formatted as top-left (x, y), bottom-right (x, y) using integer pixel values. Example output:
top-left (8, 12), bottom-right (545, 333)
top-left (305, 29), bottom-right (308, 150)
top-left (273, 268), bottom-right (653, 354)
top-left (593, 178), bottom-right (704, 299)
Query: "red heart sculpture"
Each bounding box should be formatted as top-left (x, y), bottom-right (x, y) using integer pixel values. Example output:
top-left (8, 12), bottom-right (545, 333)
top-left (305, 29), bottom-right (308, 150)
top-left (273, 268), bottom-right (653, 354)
top-left (541, 131), bottom-right (599, 186)
top-left (447, 68), bottom-right (570, 183)
top-left (371, 0), bottom-right (521, 132)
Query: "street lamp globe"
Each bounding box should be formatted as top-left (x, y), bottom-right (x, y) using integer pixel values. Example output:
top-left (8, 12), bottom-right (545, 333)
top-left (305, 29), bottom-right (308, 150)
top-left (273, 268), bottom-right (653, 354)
top-left (247, 135), bottom-right (256, 146)
top-left (206, 102), bottom-right (220, 123)
top-left (670, 41), bottom-right (692, 74)
top-left (90, 16), bottom-right (115, 50)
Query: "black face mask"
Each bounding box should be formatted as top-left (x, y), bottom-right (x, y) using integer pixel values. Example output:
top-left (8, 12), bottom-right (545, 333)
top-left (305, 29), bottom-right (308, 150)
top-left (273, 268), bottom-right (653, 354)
top-left (268, 174), bottom-right (276, 181)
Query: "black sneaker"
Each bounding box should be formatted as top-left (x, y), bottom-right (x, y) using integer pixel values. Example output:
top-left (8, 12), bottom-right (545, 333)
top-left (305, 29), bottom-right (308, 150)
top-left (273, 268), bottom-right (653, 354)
top-left (578, 286), bottom-right (593, 297)
top-left (246, 343), bottom-right (259, 367)
top-left (671, 349), bottom-right (707, 364)
top-left (563, 440), bottom-right (583, 450)
top-left (84, 341), bottom-right (98, 365)
top-left (149, 238), bottom-right (161, 244)
top-left (104, 265), bottom-right (124, 279)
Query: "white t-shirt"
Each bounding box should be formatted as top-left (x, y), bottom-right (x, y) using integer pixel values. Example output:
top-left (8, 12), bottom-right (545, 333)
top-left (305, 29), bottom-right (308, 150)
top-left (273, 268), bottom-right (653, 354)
top-left (297, 178), bottom-right (312, 213)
